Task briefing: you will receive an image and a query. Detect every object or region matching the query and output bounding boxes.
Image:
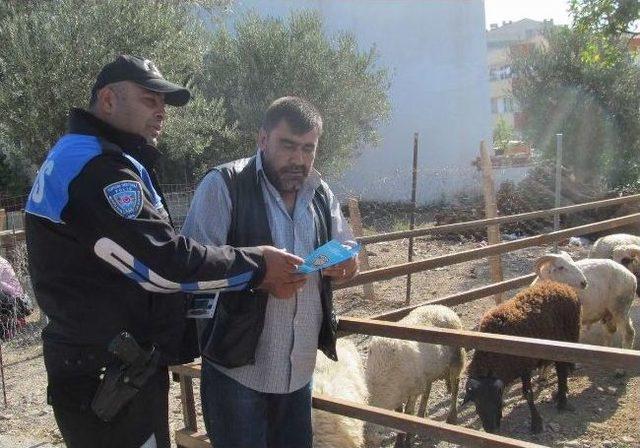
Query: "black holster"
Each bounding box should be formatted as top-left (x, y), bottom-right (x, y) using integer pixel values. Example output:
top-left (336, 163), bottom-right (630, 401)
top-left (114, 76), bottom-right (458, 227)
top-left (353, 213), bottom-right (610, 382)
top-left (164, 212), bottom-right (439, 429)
top-left (91, 332), bottom-right (160, 422)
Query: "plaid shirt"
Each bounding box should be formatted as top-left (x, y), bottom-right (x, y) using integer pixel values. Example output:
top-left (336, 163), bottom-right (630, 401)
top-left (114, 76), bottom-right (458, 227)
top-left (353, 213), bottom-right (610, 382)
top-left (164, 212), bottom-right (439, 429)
top-left (181, 150), bottom-right (353, 393)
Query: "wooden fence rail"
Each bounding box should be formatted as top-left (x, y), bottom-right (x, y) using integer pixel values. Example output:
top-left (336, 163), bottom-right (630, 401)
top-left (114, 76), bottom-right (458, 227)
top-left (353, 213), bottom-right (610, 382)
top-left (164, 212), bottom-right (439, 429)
top-left (170, 200), bottom-right (640, 448)
top-left (338, 317), bottom-right (640, 372)
top-left (313, 395), bottom-right (547, 448)
top-left (337, 212), bottom-right (640, 290)
top-left (356, 194), bottom-right (640, 245)
top-left (0, 229), bottom-right (25, 246)
top-left (369, 274), bottom-right (537, 322)
top-left (169, 362), bottom-right (547, 448)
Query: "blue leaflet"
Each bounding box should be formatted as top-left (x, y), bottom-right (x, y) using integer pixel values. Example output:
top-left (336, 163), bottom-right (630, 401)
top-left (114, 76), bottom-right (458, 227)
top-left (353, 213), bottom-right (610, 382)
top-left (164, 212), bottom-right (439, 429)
top-left (297, 240), bottom-right (361, 274)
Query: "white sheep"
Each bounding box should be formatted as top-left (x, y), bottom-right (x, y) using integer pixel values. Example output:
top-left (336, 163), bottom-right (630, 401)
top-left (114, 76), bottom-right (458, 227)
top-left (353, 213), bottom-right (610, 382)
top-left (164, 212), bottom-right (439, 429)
top-left (534, 251), bottom-right (636, 349)
top-left (312, 338), bottom-right (368, 448)
top-left (365, 305), bottom-right (465, 446)
top-left (590, 233), bottom-right (640, 259)
top-left (590, 234), bottom-right (640, 291)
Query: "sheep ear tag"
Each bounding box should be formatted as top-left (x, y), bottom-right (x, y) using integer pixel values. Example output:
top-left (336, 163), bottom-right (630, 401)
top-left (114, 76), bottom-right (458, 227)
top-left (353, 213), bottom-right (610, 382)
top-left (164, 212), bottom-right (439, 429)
top-left (297, 240), bottom-right (361, 274)
top-left (103, 180), bottom-right (143, 219)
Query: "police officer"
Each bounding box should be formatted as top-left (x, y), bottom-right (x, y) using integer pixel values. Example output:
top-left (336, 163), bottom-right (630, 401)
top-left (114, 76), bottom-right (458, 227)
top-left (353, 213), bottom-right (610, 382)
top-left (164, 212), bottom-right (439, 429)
top-left (25, 55), bottom-right (306, 448)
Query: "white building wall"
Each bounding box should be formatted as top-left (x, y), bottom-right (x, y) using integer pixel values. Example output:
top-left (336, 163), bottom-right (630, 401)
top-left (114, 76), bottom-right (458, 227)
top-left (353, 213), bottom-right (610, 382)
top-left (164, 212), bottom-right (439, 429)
top-left (231, 0), bottom-right (491, 203)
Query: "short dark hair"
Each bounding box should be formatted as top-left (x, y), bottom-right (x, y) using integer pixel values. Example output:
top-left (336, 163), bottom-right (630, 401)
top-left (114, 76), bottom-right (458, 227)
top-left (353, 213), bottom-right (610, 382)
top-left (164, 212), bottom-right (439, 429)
top-left (89, 91), bottom-right (98, 108)
top-left (262, 96), bottom-right (323, 136)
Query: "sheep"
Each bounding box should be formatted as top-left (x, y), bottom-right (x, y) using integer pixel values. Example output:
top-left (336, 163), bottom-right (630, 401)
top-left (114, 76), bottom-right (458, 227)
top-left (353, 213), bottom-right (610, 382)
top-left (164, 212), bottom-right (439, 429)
top-left (611, 244), bottom-right (640, 281)
top-left (463, 281), bottom-right (581, 434)
top-left (590, 233), bottom-right (640, 292)
top-left (534, 251), bottom-right (636, 349)
top-left (365, 305), bottom-right (465, 446)
top-left (312, 338), bottom-right (368, 448)
top-left (590, 233), bottom-right (640, 259)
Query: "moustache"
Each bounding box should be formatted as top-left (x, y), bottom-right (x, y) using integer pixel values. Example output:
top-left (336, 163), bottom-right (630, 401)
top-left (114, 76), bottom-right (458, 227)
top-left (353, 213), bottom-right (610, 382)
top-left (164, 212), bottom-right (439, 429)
top-left (280, 166), bottom-right (307, 175)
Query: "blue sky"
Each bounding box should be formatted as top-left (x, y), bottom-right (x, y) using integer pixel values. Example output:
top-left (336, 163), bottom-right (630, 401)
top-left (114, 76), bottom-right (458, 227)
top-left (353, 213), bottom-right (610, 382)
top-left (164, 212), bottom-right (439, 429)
top-left (485, 0), bottom-right (571, 28)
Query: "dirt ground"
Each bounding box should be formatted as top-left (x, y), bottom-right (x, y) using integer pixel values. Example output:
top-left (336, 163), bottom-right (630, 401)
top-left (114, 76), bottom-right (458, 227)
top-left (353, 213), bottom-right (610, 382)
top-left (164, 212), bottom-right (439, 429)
top-left (0, 236), bottom-right (638, 448)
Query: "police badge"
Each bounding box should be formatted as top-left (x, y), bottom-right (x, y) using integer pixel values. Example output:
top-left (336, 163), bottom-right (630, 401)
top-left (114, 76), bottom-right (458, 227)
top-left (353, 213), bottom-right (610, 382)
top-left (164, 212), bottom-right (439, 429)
top-left (104, 181), bottom-right (144, 219)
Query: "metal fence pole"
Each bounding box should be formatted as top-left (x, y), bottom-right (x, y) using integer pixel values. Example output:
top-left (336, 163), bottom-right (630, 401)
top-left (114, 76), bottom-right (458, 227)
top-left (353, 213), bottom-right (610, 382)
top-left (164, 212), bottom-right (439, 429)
top-left (405, 133), bottom-right (419, 305)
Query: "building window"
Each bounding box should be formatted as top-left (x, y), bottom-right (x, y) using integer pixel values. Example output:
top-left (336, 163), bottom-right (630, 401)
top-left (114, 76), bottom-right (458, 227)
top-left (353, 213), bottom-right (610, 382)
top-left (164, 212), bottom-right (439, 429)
top-left (491, 98), bottom-right (499, 114)
top-left (503, 97), bottom-right (516, 113)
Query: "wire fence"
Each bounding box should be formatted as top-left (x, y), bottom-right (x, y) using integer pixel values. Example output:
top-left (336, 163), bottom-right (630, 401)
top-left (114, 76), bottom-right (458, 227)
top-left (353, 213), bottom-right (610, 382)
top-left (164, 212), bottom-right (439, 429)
top-left (0, 241), bottom-right (44, 367)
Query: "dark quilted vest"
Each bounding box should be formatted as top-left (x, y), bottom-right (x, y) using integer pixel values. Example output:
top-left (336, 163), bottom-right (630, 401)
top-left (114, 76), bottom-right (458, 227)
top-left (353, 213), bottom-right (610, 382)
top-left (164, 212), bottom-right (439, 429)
top-left (199, 156), bottom-right (338, 368)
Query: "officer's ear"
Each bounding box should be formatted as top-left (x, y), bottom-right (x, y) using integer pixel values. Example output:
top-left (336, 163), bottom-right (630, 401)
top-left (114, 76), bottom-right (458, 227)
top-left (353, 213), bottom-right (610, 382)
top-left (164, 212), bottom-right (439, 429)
top-left (96, 84), bottom-right (123, 116)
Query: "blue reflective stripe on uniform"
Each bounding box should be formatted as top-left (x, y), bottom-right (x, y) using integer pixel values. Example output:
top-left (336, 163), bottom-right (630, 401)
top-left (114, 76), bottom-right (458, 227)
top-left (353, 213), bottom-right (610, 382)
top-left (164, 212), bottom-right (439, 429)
top-left (223, 282), bottom-right (251, 292)
top-left (25, 135), bottom-right (103, 223)
top-left (123, 154), bottom-right (163, 210)
top-left (180, 282), bottom-right (199, 292)
top-left (226, 271), bottom-right (253, 286)
top-left (126, 270), bottom-right (147, 284)
top-left (133, 258), bottom-right (150, 280)
top-left (94, 236), bottom-right (254, 293)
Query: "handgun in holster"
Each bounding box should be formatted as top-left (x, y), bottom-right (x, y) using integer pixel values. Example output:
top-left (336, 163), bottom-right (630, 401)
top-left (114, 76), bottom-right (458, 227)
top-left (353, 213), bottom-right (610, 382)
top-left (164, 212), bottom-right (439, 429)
top-left (91, 331), bottom-right (160, 422)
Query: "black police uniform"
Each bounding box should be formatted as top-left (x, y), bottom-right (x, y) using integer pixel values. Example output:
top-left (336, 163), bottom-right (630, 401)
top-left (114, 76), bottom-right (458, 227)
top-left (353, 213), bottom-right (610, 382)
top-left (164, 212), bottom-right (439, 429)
top-left (25, 108), bottom-right (266, 448)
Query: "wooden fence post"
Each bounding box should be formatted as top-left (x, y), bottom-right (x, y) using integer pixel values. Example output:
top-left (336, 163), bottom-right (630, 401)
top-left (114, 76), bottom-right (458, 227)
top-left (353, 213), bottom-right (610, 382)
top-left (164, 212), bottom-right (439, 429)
top-left (554, 133), bottom-right (563, 252)
top-left (347, 198), bottom-right (375, 300)
top-left (480, 141), bottom-right (504, 304)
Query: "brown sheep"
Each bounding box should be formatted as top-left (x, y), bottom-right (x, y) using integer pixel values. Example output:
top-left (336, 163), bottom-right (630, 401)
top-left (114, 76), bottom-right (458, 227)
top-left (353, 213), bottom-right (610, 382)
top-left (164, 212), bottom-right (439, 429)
top-left (462, 281), bottom-right (581, 434)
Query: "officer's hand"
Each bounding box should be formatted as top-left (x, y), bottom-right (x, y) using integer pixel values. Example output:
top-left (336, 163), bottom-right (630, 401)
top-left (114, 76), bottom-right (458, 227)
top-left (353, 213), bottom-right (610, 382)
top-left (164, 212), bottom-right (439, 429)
top-left (257, 246), bottom-right (307, 299)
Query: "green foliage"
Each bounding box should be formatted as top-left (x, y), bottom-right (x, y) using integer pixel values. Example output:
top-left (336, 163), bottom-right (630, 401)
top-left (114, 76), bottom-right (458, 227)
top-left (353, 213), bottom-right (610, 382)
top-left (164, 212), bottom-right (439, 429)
top-left (570, 0), bottom-right (640, 37)
top-left (199, 11), bottom-right (391, 172)
top-left (570, 0), bottom-right (640, 67)
top-left (512, 27), bottom-right (640, 188)
top-left (0, 0), bottom-right (224, 189)
top-left (0, 3), bottom-right (390, 190)
top-left (492, 116), bottom-right (515, 154)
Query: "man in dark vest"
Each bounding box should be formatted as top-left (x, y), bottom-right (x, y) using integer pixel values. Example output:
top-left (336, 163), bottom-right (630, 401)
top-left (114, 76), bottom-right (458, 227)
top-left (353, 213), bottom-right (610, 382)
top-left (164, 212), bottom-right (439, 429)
top-left (181, 96), bottom-right (358, 447)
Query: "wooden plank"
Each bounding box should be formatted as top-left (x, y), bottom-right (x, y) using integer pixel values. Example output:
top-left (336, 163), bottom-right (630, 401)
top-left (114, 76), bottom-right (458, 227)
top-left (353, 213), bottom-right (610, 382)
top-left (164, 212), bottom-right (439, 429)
top-left (553, 134), bottom-right (564, 252)
top-left (368, 274), bottom-right (537, 322)
top-left (338, 317), bottom-right (640, 371)
top-left (480, 141), bottom-right (504, 303)
top-left (0, 230), bottom-right (25, 246)
top-left (175, 429), bottom-right (211, 448)
top-left (0, 209), bottom-right (5, 231)
top-left (170, 362), bottom-right (201, 378)
top-left (336, 212), bottom-right (640, 289)
top-left (179, 375), bottom-right (198, 432)
top-left (357, 194), bottom-right (640, 245)
top-left (313, 395), bottom-right (547, 448)
top-left (347, 198), bottom-right (374, 300)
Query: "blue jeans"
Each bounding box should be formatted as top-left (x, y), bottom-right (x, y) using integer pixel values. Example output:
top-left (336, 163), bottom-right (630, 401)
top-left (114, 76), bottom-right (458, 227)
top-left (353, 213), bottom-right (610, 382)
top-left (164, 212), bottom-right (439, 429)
top-left (200, 361), bottom-right (313, 448)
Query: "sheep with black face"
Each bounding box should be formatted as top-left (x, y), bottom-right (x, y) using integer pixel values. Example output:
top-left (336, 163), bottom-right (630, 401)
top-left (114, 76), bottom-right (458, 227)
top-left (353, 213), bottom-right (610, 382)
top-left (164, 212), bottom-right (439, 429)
top-left (462, 281), bottom-right (581, 434)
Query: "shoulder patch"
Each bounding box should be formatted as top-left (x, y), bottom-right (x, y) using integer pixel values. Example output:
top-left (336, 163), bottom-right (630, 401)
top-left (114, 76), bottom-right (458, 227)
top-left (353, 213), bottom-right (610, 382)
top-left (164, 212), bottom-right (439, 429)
top-left (104, 181), bottom-right (143, 219)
